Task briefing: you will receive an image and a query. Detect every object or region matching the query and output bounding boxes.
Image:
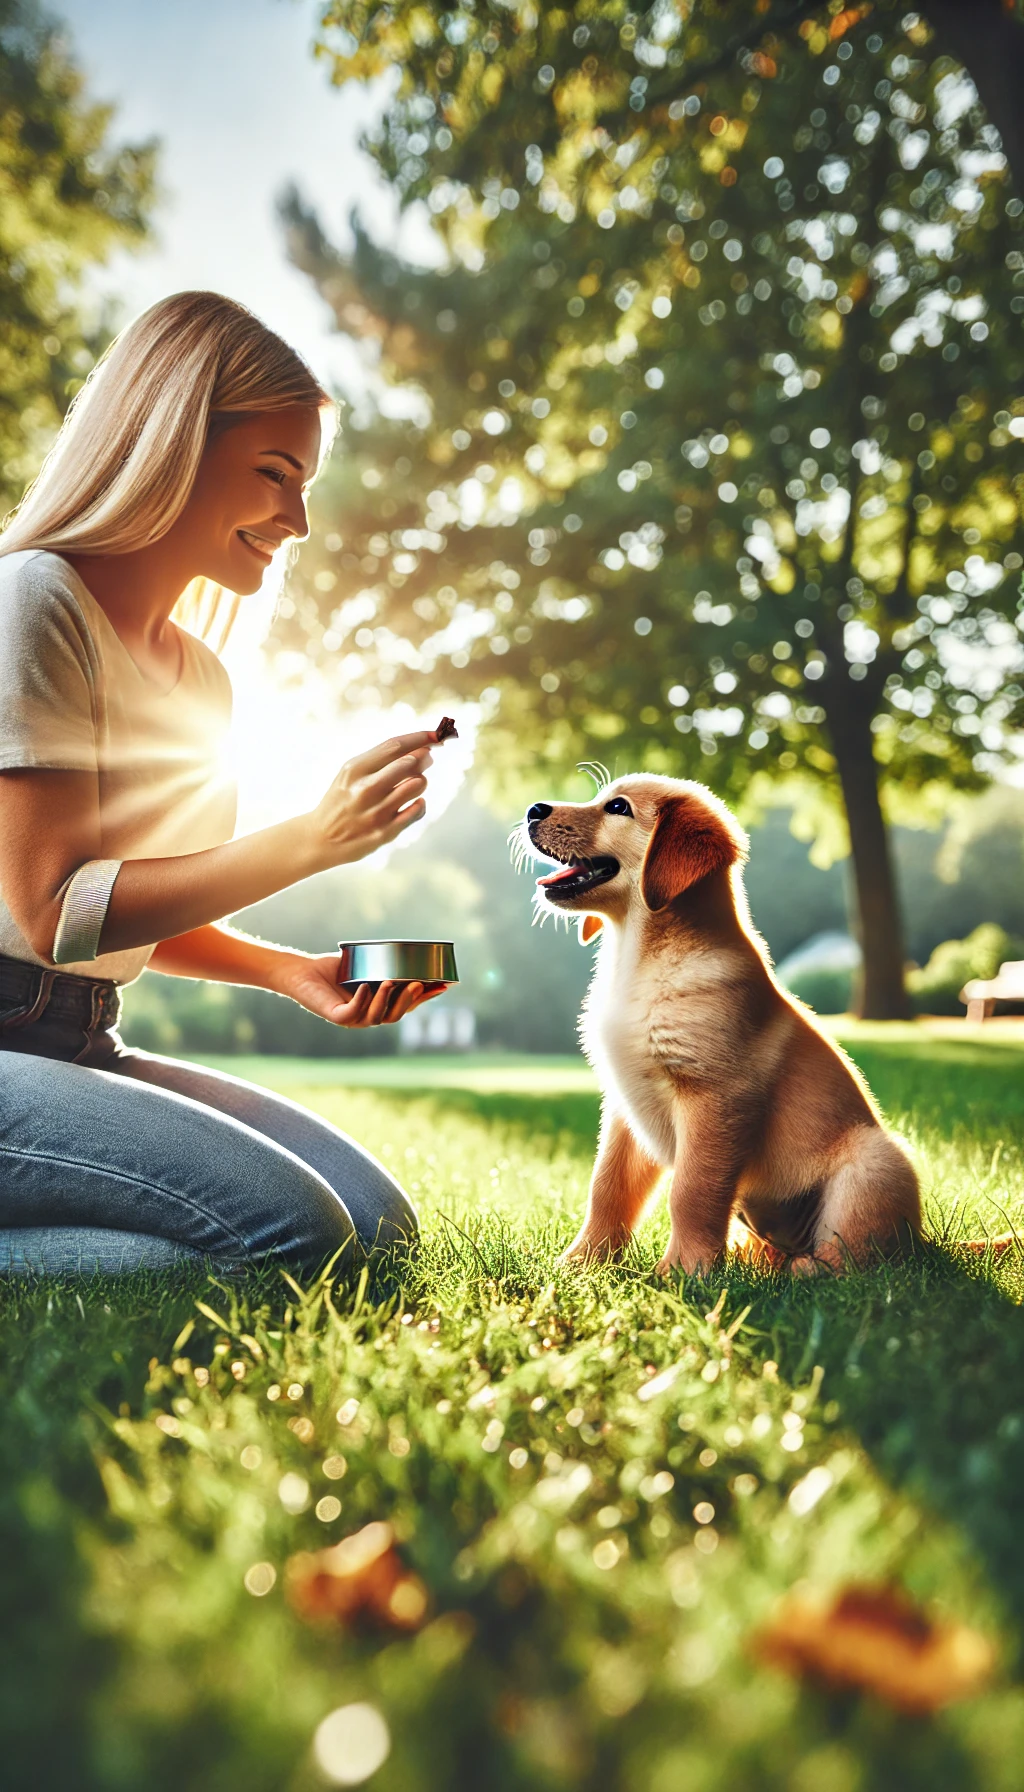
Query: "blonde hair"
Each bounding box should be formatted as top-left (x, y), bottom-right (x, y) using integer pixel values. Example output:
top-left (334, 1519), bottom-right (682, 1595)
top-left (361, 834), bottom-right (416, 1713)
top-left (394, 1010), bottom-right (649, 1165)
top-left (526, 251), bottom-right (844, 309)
top-left (0, 291), bottom-right (333, 650)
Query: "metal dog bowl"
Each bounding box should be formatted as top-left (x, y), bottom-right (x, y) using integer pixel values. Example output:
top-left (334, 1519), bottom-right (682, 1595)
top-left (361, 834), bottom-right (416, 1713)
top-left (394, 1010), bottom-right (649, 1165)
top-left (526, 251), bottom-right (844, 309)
top-left (336, 940), bottom-right (458, 991)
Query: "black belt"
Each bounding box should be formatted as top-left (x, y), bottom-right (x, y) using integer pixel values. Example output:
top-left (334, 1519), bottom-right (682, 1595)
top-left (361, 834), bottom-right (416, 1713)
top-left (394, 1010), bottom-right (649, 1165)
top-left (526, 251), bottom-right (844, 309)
top-left (0, 952), bottom-right (121, 1035)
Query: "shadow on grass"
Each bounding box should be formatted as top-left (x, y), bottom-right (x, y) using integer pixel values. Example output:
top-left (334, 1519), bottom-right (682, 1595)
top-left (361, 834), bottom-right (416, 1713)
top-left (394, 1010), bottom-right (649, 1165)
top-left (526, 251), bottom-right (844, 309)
top-left (395, 1078), bottom-right (1024, 1653)
top-left (628, 1238), bottom-right (1024, 1706)
top-left (0, 1272), bottom-right (215, 1787)
top-left (841, 1035), bottom-right (1024, 1142)
top-left (397, 1084), bottom-right (602, 1151)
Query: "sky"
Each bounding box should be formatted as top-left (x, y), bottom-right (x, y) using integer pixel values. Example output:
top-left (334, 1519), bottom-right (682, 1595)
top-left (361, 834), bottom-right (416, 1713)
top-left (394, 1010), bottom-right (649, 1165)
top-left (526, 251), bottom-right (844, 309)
top-left (55, 0), bottom-right (468, 834)
top-left (57, 0), bottom-right (434, 396)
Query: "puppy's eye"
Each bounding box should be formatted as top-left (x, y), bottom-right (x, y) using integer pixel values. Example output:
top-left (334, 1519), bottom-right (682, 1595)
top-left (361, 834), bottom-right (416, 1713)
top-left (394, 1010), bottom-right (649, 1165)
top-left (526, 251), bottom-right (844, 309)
top-left (603, 797), bottom-right (633, 817)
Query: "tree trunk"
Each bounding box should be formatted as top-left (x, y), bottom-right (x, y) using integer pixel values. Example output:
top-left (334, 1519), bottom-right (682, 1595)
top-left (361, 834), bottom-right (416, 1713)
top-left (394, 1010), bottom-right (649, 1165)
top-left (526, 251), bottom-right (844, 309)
top-left (921, 0), bottom-right (1024, 196)
top-left (822, 676), bottom-right (912, 1021)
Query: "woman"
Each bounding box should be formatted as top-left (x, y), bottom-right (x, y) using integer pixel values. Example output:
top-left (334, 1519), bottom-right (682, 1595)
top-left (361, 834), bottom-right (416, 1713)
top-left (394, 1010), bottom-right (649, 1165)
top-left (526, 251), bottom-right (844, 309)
top-left (0, 291), bottom-right (443, 1274)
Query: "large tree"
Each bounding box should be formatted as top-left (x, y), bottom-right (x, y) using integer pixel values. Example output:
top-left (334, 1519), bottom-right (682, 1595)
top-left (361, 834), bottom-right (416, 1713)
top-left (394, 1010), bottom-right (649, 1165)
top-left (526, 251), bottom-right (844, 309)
top-left (0, 0), bottom-right (155, 514)
top-left (283, 0), bottom-right (1024, 1017)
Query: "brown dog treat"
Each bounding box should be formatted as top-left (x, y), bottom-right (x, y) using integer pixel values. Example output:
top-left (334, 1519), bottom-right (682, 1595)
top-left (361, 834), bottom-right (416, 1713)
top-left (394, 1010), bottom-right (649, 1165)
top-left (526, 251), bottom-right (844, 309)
top-left (435, 715), bottom-right (458, 743)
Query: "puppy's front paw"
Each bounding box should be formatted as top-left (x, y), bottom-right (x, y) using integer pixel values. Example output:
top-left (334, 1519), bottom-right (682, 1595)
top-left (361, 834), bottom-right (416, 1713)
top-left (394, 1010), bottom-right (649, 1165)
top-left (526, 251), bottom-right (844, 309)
top-left (557, 1233), bottom-right (624, 1268)
top-left (655, 1240), bottom-right (722, 1278)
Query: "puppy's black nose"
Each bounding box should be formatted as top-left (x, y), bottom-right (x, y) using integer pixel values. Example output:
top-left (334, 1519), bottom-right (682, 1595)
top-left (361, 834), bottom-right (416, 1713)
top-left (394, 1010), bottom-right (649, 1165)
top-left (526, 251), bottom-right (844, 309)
top-left (527, 802), bottom-right (553, 822)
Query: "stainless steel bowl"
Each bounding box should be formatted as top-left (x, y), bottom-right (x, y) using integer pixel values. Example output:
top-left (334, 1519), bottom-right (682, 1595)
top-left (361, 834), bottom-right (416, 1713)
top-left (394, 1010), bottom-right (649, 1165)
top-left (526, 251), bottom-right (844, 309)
top-left (336, 940), bottom-right (458, 990)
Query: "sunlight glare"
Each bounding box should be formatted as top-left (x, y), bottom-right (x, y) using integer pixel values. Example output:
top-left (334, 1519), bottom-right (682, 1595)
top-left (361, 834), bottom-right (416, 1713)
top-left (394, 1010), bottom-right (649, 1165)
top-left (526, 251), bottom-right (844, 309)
top-left (222, 629), bottom-right (476, 850)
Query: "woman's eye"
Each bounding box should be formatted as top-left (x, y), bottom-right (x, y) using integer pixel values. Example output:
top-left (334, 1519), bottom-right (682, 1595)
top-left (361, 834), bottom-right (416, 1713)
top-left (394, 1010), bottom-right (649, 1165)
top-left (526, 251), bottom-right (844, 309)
top-left (604, 797), bottom-right (633, 817)
top-left (259, 466), bottom-right (286, 486)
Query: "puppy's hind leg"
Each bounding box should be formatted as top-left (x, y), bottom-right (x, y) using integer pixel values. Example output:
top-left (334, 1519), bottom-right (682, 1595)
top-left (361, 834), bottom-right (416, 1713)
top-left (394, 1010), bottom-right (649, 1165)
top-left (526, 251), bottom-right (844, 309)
top-left (559, 1108), bottom-right (662, 1265)
top-left (794, 1128), bottom-right (922, 1276)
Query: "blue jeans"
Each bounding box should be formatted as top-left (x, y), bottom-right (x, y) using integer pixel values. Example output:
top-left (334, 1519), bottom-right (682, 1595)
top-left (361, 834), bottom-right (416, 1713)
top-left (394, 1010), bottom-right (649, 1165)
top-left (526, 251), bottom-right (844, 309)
top-left (0, 955), bottom-right (416, 1274)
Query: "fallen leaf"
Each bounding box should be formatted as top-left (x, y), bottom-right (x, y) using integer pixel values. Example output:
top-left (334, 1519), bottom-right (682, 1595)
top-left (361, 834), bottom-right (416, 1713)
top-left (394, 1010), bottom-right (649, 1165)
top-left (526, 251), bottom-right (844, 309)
top-left (286, 1521), bottom-right (428, 1632)
top-left (752, 1584), bottom-right (995, 1715)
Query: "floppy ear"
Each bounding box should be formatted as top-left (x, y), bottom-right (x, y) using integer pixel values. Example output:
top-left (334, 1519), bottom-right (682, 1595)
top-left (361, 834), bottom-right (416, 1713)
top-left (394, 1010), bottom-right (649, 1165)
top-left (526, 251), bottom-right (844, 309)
top-left (641, 795), bottom-right (742, 912)
top-left (578, 915), bottom-right (603, 944)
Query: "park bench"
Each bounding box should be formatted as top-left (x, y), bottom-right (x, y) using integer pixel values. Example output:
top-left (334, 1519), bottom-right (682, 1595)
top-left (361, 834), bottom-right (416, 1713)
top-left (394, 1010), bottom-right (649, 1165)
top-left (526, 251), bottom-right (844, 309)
top-left (960, 960), bottom-right (1024, 1021)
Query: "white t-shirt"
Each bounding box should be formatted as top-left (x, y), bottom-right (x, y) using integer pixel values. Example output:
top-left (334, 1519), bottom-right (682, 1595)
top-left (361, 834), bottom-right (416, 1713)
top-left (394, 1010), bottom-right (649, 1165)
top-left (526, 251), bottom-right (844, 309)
top-left (0, 549), bottom-right (237, 983)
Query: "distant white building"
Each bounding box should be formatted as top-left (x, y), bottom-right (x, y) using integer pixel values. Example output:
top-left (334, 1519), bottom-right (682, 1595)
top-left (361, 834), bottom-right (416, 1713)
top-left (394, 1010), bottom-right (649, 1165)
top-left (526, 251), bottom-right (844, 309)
top-left (398, 1001), bottom-right (477, 1053)
top-left (774, 931), bottom-right (862, 985)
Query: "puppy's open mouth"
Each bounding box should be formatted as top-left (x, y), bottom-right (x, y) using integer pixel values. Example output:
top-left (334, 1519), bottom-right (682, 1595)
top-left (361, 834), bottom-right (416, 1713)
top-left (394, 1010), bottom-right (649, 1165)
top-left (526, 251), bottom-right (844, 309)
top-left (536, 854), bottom-right (620, 900)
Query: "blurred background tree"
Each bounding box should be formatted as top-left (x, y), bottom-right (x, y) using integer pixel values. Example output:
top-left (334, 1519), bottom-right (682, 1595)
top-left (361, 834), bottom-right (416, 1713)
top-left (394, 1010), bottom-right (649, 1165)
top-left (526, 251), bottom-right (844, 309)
top-left (277, 0), bottom-right (1024, 1018)
top-left (0, 0), bottom-right (155, 515)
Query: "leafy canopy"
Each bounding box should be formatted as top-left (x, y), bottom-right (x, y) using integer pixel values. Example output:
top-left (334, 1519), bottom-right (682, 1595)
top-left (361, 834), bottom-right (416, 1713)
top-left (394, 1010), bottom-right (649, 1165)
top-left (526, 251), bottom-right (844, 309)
top-left (286, 0), bottom-right (1024, 824)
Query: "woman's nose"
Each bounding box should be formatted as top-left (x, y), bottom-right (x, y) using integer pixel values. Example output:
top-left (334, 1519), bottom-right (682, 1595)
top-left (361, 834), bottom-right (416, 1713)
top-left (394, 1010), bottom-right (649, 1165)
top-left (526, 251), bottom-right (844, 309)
top-left (527, 802), bottom-right (553, 822)
top-left (279, 489), bottom-right (310, 542)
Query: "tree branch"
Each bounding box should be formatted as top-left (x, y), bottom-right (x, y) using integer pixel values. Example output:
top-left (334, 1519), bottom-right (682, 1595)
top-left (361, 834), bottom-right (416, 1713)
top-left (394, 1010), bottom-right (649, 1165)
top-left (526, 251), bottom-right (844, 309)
top-left (647, 0), bottom-right (821, 105)
top-left (643, 0), bottom-right (1024, 193)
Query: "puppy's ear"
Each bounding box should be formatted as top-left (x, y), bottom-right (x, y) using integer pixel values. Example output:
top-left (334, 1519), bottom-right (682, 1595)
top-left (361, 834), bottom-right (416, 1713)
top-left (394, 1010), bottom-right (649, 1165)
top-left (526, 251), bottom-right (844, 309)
top-left (579, 915), bottom-right (603, 944)
top-left (641, 795), bottom-right (742, 912)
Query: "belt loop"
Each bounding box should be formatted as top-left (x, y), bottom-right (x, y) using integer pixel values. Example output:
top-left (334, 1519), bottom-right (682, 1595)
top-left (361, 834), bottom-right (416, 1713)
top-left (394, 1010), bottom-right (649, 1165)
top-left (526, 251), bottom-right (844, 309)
top-left (0, 966), bottom-right (56, 1034)
top-left (72, 980), bottom-right (108, 1065)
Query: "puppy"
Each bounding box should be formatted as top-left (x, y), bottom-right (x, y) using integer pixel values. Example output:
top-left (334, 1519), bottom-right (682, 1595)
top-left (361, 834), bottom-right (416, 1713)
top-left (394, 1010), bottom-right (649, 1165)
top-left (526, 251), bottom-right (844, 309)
top-left (520, 774), bottom-right (922, 1277)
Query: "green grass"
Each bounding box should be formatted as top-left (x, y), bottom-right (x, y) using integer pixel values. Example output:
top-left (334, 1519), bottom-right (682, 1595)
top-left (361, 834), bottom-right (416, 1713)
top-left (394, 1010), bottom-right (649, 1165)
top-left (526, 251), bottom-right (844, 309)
top-left (5, 1028), bottom-right (1024, 1789)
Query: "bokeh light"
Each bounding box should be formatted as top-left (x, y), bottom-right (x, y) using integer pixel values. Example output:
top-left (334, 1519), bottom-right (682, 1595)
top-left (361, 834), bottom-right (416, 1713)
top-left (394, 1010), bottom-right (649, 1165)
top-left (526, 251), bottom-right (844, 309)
top-left (312, 1703), bottom-right (391, 1786)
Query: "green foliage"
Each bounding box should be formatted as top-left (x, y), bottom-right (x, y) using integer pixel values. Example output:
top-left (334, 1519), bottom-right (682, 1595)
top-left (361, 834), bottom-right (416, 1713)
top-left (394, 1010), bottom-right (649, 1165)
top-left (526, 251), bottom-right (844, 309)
top-left (4, 1036), bottom-right (1024, 1787)
top-left (289, 0), bottom-right (1023, 808)
top-left (118, 973), bottom-right (258, 1055)
top-left (0, 0), bottom-right (155, 513)
top-left (908, 921), bottom-right (1024, 1014)
top-left (780, 962), bottom-right (853, 1014)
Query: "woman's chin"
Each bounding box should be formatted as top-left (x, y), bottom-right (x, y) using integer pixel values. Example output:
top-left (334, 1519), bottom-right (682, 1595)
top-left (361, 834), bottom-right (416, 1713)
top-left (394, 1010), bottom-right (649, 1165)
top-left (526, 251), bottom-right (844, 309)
top-left (224, 551), bottom-right (269, 595)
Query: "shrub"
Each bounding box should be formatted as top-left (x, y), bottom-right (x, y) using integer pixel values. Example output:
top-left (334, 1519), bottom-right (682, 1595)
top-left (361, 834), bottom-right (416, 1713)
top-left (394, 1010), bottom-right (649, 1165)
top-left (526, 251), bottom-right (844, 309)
top-left (781, 965), bottom-right (854, 1015)
top-left (908, 924), bottom-right (1024, 1016)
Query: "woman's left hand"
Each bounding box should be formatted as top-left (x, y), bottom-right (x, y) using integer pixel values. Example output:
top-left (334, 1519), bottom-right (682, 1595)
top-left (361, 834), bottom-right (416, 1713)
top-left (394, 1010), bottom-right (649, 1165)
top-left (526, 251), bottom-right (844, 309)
top-left (272, 952), bottom-right (447, 1028)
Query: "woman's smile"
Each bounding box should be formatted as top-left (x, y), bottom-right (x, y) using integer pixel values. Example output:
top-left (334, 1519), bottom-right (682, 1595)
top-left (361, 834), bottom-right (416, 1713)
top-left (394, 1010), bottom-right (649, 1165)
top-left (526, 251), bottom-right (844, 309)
top-left (237, 527), bottom-right (279, 563)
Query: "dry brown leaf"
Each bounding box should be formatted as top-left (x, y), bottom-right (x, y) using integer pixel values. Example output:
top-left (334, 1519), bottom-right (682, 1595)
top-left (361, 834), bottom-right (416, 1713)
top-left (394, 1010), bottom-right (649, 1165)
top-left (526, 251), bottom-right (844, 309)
top-left (753, 1584), bottom-right (995, 1715)
top-left (285, 1520), bottom-right (428, 1632)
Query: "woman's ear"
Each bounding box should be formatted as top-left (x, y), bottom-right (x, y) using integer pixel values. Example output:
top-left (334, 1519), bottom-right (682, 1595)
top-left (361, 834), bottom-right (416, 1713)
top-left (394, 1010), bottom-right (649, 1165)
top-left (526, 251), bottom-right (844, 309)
top-left (641, 794), bottom-right (743, 912)
top-left (579, 914), bottom-right (603, 944)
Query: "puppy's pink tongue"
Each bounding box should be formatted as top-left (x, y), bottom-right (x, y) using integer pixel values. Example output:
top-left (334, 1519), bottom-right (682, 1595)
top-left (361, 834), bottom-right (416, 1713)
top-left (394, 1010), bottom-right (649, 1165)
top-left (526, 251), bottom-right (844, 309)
top-left (538, 864), bottom-right (579, 887)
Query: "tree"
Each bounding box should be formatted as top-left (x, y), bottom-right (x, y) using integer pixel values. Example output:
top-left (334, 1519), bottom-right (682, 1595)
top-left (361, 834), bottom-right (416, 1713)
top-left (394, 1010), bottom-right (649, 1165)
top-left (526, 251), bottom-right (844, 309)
top-left (0, 0), bottom-right (156, 515)
top-left (283, 0), bottom-right (1024, 1018)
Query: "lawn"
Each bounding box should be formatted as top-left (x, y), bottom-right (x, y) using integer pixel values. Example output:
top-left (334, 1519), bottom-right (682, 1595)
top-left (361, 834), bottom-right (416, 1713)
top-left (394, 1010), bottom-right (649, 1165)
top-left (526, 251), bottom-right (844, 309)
top-left (5, 1025), bottom-right (1024, 1790)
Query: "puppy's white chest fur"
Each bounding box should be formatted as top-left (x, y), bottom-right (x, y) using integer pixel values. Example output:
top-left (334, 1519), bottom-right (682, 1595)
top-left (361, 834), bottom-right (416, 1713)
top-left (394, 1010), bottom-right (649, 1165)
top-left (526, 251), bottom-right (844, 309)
top-left (580, 928), bottom-right (682, 1165)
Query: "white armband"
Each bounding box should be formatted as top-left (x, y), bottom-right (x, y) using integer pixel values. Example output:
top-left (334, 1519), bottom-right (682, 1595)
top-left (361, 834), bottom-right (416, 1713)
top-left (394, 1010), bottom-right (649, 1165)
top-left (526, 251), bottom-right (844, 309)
top-left (52, 860), bottom-right (122, 964)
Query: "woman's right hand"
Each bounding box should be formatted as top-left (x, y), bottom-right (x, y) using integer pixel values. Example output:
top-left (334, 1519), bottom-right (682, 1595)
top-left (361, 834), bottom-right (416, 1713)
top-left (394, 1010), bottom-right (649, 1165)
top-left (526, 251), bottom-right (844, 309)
top-left (5, 731), bottom-right (441, 964)
top-left (308, 731), bottom-right (435, 869)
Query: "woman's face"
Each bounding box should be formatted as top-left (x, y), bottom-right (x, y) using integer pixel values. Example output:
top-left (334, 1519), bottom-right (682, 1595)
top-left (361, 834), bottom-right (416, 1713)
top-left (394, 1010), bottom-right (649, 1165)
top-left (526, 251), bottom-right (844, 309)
top-left (181, 405), bottom-right (324, 594)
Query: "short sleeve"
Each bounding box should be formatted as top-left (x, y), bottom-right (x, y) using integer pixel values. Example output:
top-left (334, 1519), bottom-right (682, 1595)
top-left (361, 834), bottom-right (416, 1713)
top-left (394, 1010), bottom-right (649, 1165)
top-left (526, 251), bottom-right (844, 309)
top-left (0, 552), bottom-right (98, 772)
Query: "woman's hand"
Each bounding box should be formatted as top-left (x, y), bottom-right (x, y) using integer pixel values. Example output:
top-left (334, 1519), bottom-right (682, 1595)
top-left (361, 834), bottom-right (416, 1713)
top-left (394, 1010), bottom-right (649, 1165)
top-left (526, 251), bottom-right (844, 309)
top-left (308, 731), bottom-right (435, 872)
top-left (272, 951), bottom-right (447, 1029)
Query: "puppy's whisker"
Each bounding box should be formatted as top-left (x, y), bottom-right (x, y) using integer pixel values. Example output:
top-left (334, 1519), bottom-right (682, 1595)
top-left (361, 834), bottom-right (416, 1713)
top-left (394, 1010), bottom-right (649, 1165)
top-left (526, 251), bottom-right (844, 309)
top-left (507, 823), bottom-right (536, 876)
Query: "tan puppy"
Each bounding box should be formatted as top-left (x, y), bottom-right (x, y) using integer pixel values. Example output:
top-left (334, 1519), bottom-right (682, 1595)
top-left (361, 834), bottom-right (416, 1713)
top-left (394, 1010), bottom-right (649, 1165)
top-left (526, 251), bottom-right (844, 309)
top-left (521, 774), bottom-right (921, 1277)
